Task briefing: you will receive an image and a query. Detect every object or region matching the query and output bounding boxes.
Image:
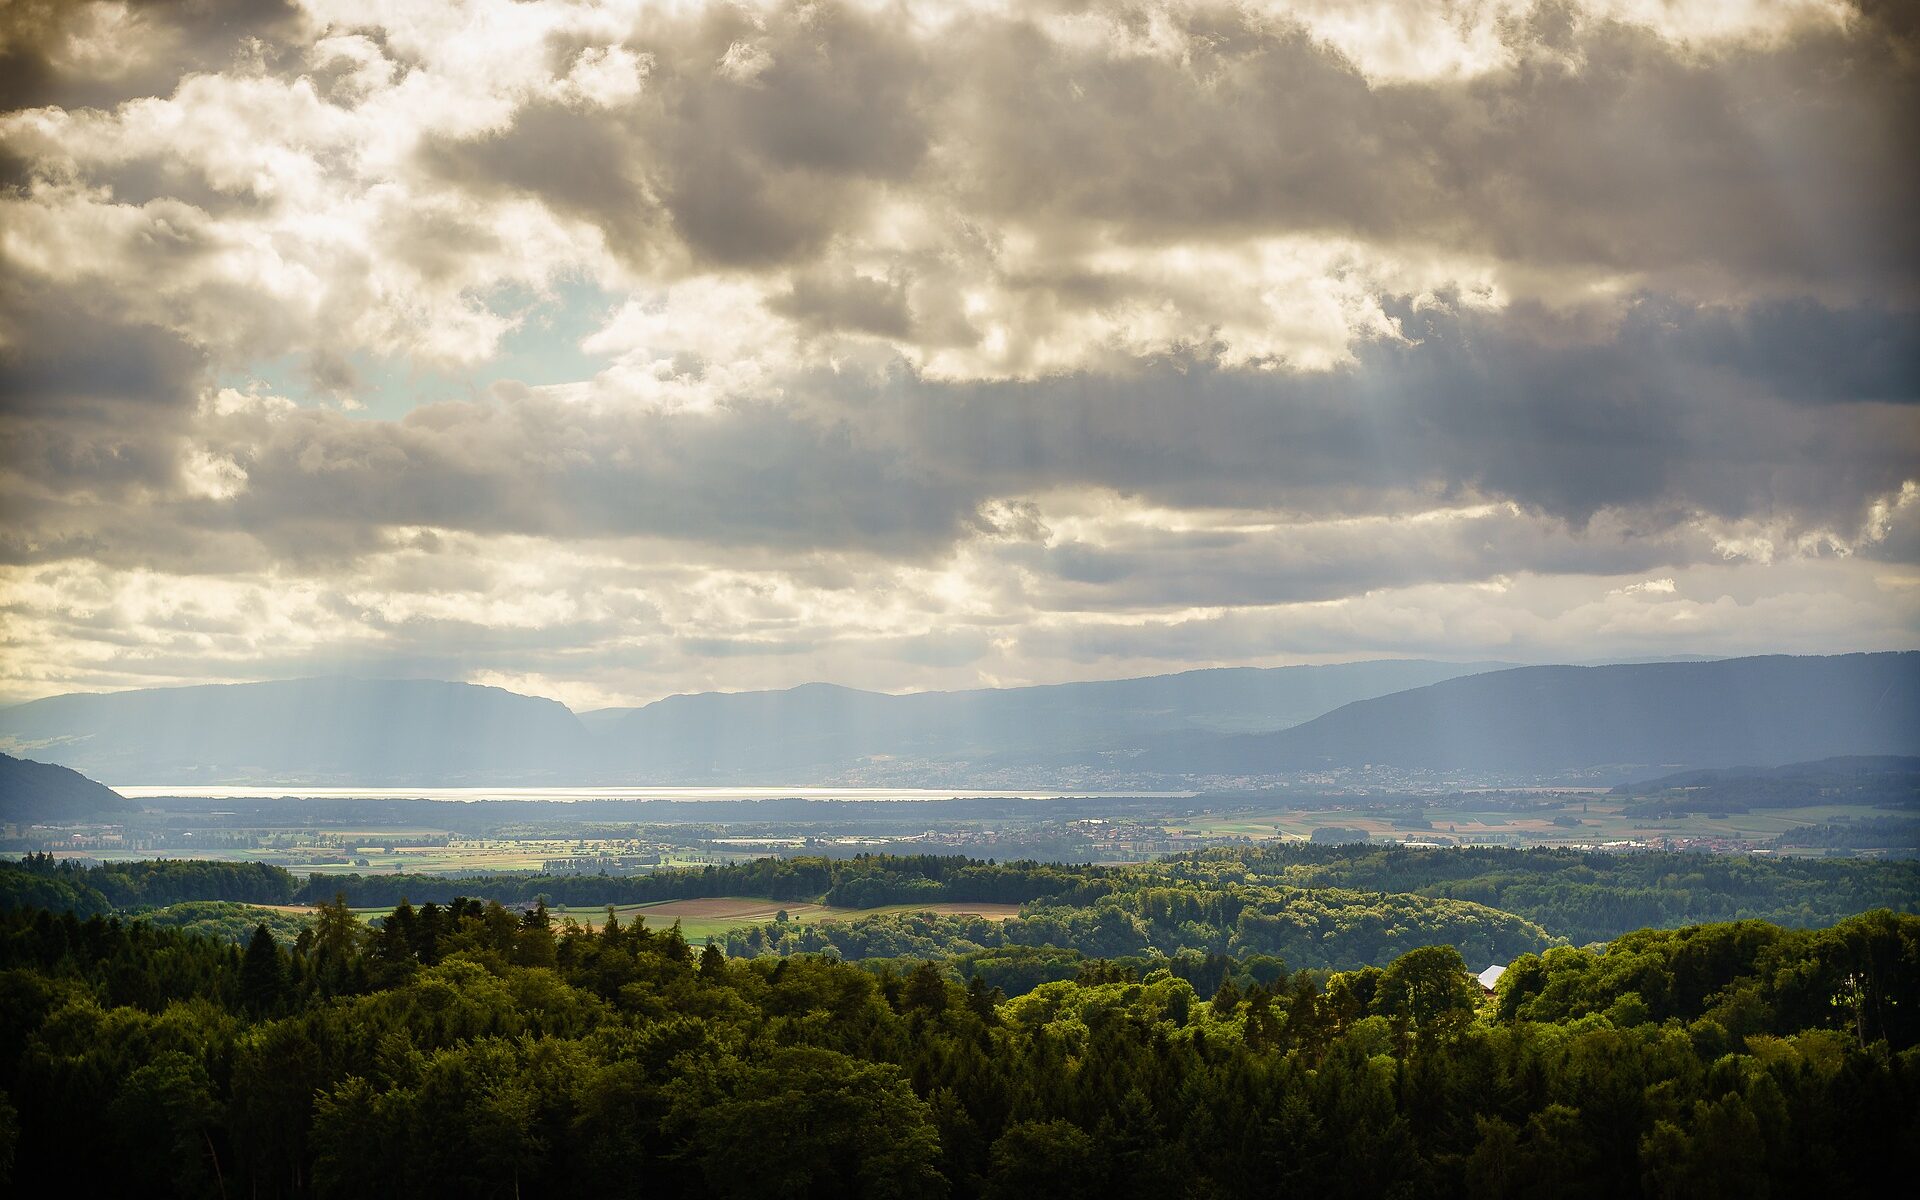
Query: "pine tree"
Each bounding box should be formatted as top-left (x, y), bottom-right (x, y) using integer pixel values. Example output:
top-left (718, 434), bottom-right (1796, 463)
top-left (380, 900), bottom-right (417, 967)
top-left (240, 923), bottom-right (286, 1015)
top-left (1211, 975), bottom-right (1243, 1017)
top-left (966, 974), bottom-right (1005, 1022)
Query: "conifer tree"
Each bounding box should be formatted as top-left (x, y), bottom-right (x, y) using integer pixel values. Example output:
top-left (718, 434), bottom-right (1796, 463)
top-left (240, 923), bottom-right (286, 1015)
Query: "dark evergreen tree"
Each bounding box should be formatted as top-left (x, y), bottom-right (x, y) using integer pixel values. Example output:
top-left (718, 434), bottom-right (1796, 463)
top-left (239, 922), bottom-right (286, 1015)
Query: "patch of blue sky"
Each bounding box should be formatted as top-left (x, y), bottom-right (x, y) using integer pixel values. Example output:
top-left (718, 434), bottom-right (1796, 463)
top-left (218, 278), bottom-right (618, 419)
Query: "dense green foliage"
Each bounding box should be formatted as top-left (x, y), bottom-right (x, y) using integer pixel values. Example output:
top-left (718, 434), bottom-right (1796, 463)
top-left (1214, 844), bottom-right (1920, 944)
top-left (144, 900), bottom-right (314, 944)
top-left (727, 885), bottom-right (1551, 971)
top-left (0, 854), bottom-right (296, 916)
top-left (0, 899), bottom-right (1913, 1197)
top-left (1494, 912), bottom-right (1920, 1047)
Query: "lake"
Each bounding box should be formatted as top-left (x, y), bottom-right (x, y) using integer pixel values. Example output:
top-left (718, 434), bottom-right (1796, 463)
top-left (114, 784), bottom-right (1194, 802)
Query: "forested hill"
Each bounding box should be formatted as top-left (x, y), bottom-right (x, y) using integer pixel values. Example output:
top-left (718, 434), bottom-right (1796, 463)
top-left (1175, 651), bottom-right (1920, 776)
top-left (0, 895), bottom-right (1913, 1197)
top-left (0, 752), bottom-right (137, 823)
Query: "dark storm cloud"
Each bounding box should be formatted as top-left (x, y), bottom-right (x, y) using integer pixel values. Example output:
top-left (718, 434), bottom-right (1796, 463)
top-left (195, 388), bottom-right (986, 561)
top-left (420, 1), bottom-right (931, 270)
top-left (768, 270), bottom-right (914, 339)
top-left (0, 280), bottom-right (207, 512)
top-left (936, 2), bottom-right (1920, 296)
top-left (418, 101), bottom-right (666, 261)
top-left (13, 293), bottom-right (1911, 581)
top-left (1010, 510), bottom-right (1704, 611)
top-left (405, 1), bottom-right (1919, 301)
top-left (0, 0), bottom-right (304, 112)
top-left (876, 298), bottom-right (1920, 533)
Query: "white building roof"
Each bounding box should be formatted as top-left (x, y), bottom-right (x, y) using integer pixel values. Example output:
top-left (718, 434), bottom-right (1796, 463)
top-left (1476, 964), bottom-right (1507, 990)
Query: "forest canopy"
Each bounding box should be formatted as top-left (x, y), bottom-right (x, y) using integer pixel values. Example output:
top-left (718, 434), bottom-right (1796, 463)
top-left (0, 896), bottom-right (1913, 1198)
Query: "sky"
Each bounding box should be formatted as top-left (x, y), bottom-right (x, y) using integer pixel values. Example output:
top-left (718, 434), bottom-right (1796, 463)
top-left (0, 0), bottom-right (1916, 711)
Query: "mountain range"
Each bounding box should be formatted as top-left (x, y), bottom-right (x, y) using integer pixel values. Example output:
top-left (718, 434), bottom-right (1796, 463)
top-left (1172, 653), bottom-right (1920, 779)
top-left (0, 659), bottom-right (1499, 786)
top-left (576, 659), bottom-right (1510, 781)
top-left (0, 652), bottom-right (1914, 788)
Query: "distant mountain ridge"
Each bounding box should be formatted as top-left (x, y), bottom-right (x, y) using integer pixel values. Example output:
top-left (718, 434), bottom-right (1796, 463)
top-left (3, 653), bottom-right (1912, 787)
top-left (0, 752), bottom-right (138, 822)
top-left (580, 660), bottom-right (1512, 780)
top-left (1172, 653), bottom-right (1920, 778)
top-left (0, 660), bottom-right (1504, 786)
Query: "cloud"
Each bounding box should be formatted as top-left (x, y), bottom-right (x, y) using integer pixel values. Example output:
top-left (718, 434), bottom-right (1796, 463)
top-left (417, 1), bottom-right (931, 271)
top-left (8, 292), bottom-right (1907, 573)
top-left (0, 0), bottom-right (1914, 704)
top-left (0, 0), bottom-right (306, 113)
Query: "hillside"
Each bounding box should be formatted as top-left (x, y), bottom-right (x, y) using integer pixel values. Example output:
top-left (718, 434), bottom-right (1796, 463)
top-left (1175, 652), bottom-right (1920, 778)
top-left (0, 678), bottom-right (597, 786)
top-left (0, 753), bottom-right (137, 823)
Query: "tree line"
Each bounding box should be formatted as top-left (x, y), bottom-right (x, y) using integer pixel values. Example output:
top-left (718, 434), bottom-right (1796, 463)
top-left (285, 854), bottom-right (1111, 909)
top-left (0, 853), bottom-right (296, 915)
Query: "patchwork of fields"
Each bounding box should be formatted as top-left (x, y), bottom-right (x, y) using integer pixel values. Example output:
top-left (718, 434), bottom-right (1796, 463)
top-left (1160, 797), bottom-right (1885, 849)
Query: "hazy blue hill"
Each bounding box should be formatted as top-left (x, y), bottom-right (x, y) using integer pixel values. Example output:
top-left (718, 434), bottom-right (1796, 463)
top-left (583, 659), bottom-right (1509, 779)
top-left (0, 678), bottom-right (597, 785)
top-left (1177, 652), bottom-right (1920, 778)
top-left (0, 752), bottom-right (138, 822)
